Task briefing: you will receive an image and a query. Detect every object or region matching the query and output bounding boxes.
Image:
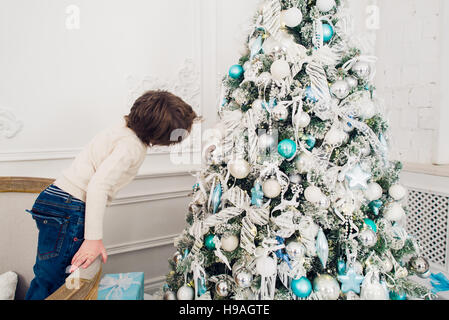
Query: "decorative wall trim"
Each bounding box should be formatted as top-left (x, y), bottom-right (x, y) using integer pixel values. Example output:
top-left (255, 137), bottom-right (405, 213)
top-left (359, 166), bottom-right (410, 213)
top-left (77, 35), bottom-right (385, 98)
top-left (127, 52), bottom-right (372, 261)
top-left (111, 189), bottom-right (191, 207)
top-left (0, 108), bottom-right (23, 139)
top-left (106, 233), bottom-right (178, 256)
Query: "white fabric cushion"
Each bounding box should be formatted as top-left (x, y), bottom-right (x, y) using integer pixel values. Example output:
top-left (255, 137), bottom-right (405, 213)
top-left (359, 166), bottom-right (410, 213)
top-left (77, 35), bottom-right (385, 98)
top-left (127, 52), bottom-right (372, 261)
top-left (0, 271), bottom-right (18, 300)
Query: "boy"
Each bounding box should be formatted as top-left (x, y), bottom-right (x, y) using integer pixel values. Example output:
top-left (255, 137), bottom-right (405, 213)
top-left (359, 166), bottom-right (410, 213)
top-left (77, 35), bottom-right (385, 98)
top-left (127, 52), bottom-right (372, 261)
top-left (25, 90), bottom-right (198, 300)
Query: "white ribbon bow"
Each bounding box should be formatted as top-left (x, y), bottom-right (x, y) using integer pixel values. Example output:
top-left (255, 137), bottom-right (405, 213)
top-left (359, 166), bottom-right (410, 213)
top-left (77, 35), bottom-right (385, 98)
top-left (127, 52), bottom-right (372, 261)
top-left (99, 274), bottom-right (141, 300)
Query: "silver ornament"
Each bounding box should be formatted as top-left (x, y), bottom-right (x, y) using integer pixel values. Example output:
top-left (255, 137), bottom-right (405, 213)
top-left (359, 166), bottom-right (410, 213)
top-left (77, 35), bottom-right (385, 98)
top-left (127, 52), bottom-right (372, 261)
top-left (215, 280), bottom-right (230, 297)
top-left (352, 61), bottom-right (371, 80)
top-left (289, 173), bottom-right (303, 185)
top-left (234, 269), bottom-right (253, 288)
top-left (295, 152), bottom-right (313, 174)
top-left (262, 178), bottom-right (282, 199)
top-left (345, 76), bottom-right (358, 88)
top-left (173, 251), bottom-right (183, 264)
top-left (418, 270), bottom-right (431, 279)
top-left (163, 290), bottom-right (177, 300)
top-left (330, 80), bottom-right (350, 99)
top-left (318, 195), bottom-right (331, 210)
top-left (286, 241), bottom-right (305, 261)
top-left (359, 229), bottom-right (378, 248)
top-left (272, 105), bottom-right (289, 121)
top-left (409, 257), bottom-right (430, 276)
top-left (313, 274), bottom-right (340, 300)
top-left (228, 159), bottom-right (251, 179)
top-left (381, 257), bottom-right (393, 273)
top-left (295, 112), bottom-right (311, 128)
top-left (177, 285), bottom-right (195, 300)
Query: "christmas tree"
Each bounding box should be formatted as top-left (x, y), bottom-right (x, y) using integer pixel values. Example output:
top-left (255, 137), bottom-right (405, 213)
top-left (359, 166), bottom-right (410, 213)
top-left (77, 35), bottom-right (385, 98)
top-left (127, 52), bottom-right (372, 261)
top-left (163, 0), bottom-right (434, 300)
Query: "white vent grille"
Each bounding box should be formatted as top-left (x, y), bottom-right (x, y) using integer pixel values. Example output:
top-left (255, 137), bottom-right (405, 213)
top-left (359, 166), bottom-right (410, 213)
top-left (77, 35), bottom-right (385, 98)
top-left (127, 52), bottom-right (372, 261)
top-left (406, 188), bottom-right (449, 270)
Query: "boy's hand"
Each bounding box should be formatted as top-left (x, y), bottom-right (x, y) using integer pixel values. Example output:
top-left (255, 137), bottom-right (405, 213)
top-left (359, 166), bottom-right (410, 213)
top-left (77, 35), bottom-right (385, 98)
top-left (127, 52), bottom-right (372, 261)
top-left (70, 239), bottom-right (107, 272)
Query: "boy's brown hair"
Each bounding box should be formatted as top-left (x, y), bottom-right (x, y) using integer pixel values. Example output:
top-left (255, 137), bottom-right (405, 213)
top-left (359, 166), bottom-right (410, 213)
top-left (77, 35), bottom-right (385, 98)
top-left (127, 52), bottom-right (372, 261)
top-left (125, 90), bottom-right (198, 147)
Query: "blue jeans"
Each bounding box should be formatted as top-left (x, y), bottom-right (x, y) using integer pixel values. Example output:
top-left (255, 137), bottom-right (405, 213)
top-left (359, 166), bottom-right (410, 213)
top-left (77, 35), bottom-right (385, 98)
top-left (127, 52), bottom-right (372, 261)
top-left (25, 185), bottom-right (86, 300)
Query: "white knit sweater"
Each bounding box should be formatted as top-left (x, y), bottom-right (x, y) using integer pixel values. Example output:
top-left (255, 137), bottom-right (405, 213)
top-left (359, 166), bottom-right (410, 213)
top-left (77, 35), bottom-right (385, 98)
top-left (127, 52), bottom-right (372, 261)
top-left (54, 120), bottom-right (148, 240)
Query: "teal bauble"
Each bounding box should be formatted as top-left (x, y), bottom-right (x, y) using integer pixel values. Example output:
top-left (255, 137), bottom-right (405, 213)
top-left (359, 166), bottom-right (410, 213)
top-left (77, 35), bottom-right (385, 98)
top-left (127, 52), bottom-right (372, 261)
top-left (337, 259), bottom-right (347, 275)
top-left (389, 291), bottom-right (407, 300)
top-left (369, 200), bottom-right (383, 216)
top-left (278, 139), bottom-right (297, 159)
top-left (204, 234), bottom-right (216, 250)
top-left (305, 86), bottom-right (318, 103)
top-left (322, 23), bottom-right (334, 43)
top-left (291, 277), bottom-right (312, 298)
top-left (305, 135), bottom-right (316, 151)
top-left (364, 218), bottom-right (377, 233)
top-left (229, 64), bottom-right (244, 79)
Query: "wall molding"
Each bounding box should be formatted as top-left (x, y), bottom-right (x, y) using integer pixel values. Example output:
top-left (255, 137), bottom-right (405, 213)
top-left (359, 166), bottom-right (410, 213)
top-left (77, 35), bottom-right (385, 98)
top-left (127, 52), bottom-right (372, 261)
top-left (111, 189), bottom-right (191, 207)
top-left (144, 276), bottom-right (166, 295)
top-left (106, 233), bottom-right (178, 257)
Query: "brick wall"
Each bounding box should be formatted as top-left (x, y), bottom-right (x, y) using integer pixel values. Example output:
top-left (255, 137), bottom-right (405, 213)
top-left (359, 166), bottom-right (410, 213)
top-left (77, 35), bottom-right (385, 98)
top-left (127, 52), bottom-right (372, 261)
top-left (375, 0), bottom-right (441, 164)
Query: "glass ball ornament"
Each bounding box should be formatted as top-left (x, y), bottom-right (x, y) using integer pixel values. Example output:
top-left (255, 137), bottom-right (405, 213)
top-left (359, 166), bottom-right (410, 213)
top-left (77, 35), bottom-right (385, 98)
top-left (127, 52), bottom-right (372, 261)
top-left (352, 61), bottom-right (371, 80)
top-left (295, 152), bottom-right (313, 173)
top-left (228, 159), bottom-right (251, 179)
top-left (286, 241), bottom-right (305, 261)
top-left (262, 178), bottom-right (282, 199)
top-left (389, 184), bottom-right (407, 201)
top-left (313, 274), bottom-right (340, 300)
top-left (270, 59), bottom-right (291, 81)
top-left (360, 282), bottom-right (387, 300)
top-left (229, 64), bottom-right (244, 79)
top-left (345, 76), bottom-right (358, 89)
top-left (255, 72), bottom-right (272, 87)
top-left (272, 105), bottom-right (289, 121)
top-left (289, 173), bottom-right (302, 185)
top-left (281, 7), bottom-right (303, 28)
top-left (304, 186), bottom-right (323, 204)
top-left (359, 229), bottom-right (378, 248)
top-left (322, 23), bottom-right (334, 43)
top-left (177, 285), bottom-right (195, 300)
top-left (204, 234), bottom-right (216, 250)
top-left (173, 251), bottom-right (183, 264)
top-left (163, 290), bottom-right (177, 300)
top-left (215, 280), bottom-right (230, 297)
top-left (278, 139), bottom-right (297, 159)
top-left (330, 80), bottom-right (350, 99)
top-left (291, 277), bottom-right (313, 298)
top-left (234, 269), bottom-right (253, 288)
top-left (364, 182), bottom-right (383, 201)
top-left (318, 194), bottom-right (331, 209)
top-left (295, 111), bottom-right (311, 128)
top-left (256, 256), bottom-right (277, 277)
top-left (221, 234), bottom-right (239, 252)
top-left (383, 202), bottom-right (406, 222)
top-left (409, 257), bottom-right (430, 276)
top-left (316, 0), bottom-right (336, 13)
top-left (305, 135), bottom-right (316, 150)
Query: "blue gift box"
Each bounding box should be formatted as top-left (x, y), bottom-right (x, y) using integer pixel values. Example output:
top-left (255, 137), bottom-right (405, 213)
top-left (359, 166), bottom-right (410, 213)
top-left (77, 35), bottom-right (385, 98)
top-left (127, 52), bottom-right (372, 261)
top-left (97, 272), bottom-right (144, 300)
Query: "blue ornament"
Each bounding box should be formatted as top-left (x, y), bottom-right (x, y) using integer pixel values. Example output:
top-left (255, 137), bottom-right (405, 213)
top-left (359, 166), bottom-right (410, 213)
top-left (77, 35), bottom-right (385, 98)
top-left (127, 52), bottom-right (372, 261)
top-left (322, 23), bottom-right (334, 43)
top-left (291, 277), bottom-right (312, 298)
top-left (337, 259), bottom-right (347, 275)
top-left (197, 277), bottom-right (207, 296)
top-left (337, 267), bottom-right (365, 294)
top-left (229, 64), bottom-right (244, 79)
top-left (305, 135), bottom-right (316, 151)
top-left (316, 228), bottom-right (329, 268)
top-left (221, 98), bottom-right (228, 107)
top-left (183, 249), bottom-right (189, 259)
top-left (389, 290), bottom-right (407, 300)
top-left (250, 35), bottom-right (264, 60)
top-left (251, 183), bottom-right (264, 208)
top-left (345, 164), bottom-right (372, 190)
top-left (363, 218), bottom-right (377, 233)
top-left (211, 183), bottom-right (223, 214)
top-left (278, 139), bottom-right (297, 159)
top-left (304, 86), bottom-right (318, 103)
top-left (193, 183), bottom-right (199, 190)
top-left (369, 200), bottom-right (383, 216)
top-left (204, 234), bottom-right (216, 250)
top-left (275, 236), bottom-right (292, 269)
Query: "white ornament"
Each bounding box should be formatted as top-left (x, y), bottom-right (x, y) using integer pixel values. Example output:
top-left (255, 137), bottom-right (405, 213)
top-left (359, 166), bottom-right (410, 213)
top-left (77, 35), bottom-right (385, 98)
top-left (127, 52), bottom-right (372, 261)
top-left (345, 76), bottom-right (358, 89)
top-left (389, 184), bottom-right (407, 201)
top-left (286, 242), bottom-right (305, 261)
top-left (228, 159), bottom-right (251, 179)
top-left (263, 179), bottom-right (282, 199)
top-left (270, 59), bottom-right (291, 81)
top-left (325, 128), bottom-right (348, 146)
top-left (313, 274), bottom-right (340, 300)
top-left (281, 7), bottom-right (303, 28)
top-left (177, 285), bottom-right (194, 300)
top-left (272, 105), bottom-right (289, 121)
top-left (304, 186), bottom-right (323, 204)
top-left (295, 112), bottom-right (311, 128)
top-left (221, 234), bottom-right (239, 252)
top-left (316, 0), bottom-right (336, 13)
top-left (364, 183), bottom-right (383, 201)
top-left (360, 101), bottom-right (377, 120)
top-left (256, 256), bottom-right (277, 277)
top-left (384, 202), bottom-right (406, 222)
top-left (318, 194), bottom-right (331, 209)
top-left (330, 80), bottom-right (350, 99)
top-left (295, 152), bottom-right (313, 173)
top-left (352, 61), bottom-right (371, 80)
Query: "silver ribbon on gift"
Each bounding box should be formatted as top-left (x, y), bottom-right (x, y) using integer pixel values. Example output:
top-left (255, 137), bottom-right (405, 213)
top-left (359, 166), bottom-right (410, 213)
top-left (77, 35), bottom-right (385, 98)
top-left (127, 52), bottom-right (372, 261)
top-left (99, 274), bottom-right (141, 300)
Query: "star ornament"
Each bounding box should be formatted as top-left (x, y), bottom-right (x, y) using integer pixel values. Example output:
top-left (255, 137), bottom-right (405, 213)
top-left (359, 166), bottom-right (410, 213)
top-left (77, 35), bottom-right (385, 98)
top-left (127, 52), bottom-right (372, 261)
top-left (345, 165), bottom-right (372, 190)
top-left (337, 267), bottom-right (365, 294)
